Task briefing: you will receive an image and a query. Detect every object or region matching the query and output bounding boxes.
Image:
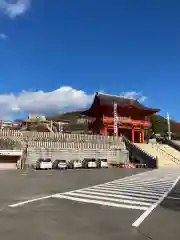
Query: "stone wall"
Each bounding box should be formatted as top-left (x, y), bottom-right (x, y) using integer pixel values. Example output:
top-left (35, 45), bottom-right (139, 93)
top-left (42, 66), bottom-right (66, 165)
top-left (0, 130), bottom-right (129, 168)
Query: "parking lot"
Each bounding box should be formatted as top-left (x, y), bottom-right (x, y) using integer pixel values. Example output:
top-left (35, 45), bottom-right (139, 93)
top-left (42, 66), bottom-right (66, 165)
top-left (0, 168), bottom-right (180, 240)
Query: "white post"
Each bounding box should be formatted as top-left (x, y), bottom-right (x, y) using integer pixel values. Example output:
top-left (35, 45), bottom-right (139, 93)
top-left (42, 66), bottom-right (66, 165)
top-left (167, 112), bottom-right (171, 140)
top-left (50, 120), bottom-right (53, 131)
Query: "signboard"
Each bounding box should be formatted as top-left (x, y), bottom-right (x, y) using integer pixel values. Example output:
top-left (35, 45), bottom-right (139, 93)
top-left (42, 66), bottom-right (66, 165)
top-left (28, 114), bottom-right (46, 122)
top-left (119, 116), bottom-right (131, 121)
top-left (0, 150), bottom-right (22, 156)
top-left (103, 117), bottom-right (151, 127)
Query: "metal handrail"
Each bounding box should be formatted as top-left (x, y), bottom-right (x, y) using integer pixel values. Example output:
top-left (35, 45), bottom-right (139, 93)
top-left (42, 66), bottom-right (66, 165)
top-left (151, 143), bottom-right (180, 165)
top-left (165, 139), bottom-right (180, 152)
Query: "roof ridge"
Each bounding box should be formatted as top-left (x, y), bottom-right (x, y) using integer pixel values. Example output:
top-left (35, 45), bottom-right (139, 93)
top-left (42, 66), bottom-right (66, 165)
top-left (97, 92), bottom-right (136, 100)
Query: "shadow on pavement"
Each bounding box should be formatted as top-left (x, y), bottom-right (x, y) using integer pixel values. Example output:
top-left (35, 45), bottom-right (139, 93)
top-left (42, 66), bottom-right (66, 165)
top-left (160, 181), bottom-right (180, 212)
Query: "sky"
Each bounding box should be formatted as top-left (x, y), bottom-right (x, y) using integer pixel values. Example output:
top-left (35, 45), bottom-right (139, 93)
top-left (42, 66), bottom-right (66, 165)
top-left (0, 0), bottom-right (179, 121)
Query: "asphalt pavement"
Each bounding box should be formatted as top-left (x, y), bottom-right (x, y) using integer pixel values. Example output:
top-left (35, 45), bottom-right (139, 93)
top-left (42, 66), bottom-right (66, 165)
top-left (0, 168), bottom-right (179, 240)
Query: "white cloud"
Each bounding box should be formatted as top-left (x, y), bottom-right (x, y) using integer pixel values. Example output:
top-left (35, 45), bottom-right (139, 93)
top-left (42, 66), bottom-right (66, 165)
top-left (0, 32), bottom-right (7, 39)
top-left (0, 86), bottom-right (94, 119)
top-left (120, 91), bottom-right (147, 102)
top-left (0, 87), bottom-right (148, 120)
top-left (0, 0), bottom-right (30, 18)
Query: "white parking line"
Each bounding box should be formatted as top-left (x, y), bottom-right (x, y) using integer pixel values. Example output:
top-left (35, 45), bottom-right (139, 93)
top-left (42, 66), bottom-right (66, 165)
top-left (167, 196), bottom-right (180, 200)
top-left (84, 188), bottom-right (160, 199)
top-left (61, 191), bottom-right (152, 206)
top-left (75, 190), bottom-right (157, 203)
top-left (92, 186), bottom-right (164, 196)
top-left (81, 188), bottom-right (159, 201)
top-left (102, 184), bottom-right (170, 192)
top-left (105, 182), bottom-right (172, 190)
top-left (53, 194), bottom-right (148, 210)
top-left (9, 195), bottom-right (53, 208)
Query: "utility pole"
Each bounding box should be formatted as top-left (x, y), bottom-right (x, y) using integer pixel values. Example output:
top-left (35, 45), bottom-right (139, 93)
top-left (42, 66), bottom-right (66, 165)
top-left (167, 112), bottom-right (171, 140)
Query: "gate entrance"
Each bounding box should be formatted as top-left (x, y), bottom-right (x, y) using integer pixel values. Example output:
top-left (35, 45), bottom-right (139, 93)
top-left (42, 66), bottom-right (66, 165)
top-left (0, 155), bottom-right (20, 170)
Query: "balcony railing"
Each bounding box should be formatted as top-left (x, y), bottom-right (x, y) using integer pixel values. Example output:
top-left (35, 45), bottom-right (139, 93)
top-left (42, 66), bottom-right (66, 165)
top-left (103, 117), bottom-right (151, 127)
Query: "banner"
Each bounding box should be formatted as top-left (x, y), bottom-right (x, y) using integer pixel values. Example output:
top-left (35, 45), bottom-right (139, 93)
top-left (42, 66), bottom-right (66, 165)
top-left (113, 101), bottom-right (118, 136)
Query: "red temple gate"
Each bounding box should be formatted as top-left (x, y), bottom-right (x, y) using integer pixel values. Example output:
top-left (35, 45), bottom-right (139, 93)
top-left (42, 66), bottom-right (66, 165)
top-left (81, 92), bottom-right (160, 143)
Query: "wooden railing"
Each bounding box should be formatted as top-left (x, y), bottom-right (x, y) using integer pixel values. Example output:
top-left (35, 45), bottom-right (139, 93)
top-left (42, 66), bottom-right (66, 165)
top-left (0, 130), bottom-right (124, 142)
top-left (0, 130), bottom-right (126, 150)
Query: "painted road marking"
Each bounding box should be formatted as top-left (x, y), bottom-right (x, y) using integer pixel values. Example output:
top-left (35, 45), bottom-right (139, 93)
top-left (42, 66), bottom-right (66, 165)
top-left (132, 175), bottom-right (180, 227)
top-left (84, 187), bottom-right (160, 199)
top-left (52, 194), bottom-right (148, 210)
top-left (52, 168), bottom-right (180, 227)
top-left (105, 183), bottom-right (172, 191)
top-left (75, 189), bottom-right (157, 203)
top-left (8, 168), bottom-right (180, 228)
top-left (108, 179), bottom-right (176, 186)
top-left (90, 186), bottom-right (164, 196)
top-left (60, 191), bottom-right (152, 206)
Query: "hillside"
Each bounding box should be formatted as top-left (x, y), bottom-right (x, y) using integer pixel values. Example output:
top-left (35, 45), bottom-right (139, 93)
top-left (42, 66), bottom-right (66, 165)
top-left (46, 111), bottom-right (82, 122)
top-left (46, 111), bottom-right (90, 133)
top-left (149, 115), bottom-right (180, 139)
top-left (47, 111), bottom-right (180, 139)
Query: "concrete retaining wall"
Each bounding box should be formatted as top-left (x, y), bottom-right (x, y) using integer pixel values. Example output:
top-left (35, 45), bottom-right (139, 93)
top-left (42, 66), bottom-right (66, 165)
top-left (27, 148), bottom-right (129, 168)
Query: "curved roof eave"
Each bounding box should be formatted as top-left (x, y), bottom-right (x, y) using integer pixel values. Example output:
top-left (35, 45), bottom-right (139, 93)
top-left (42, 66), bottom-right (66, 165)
top-left (81, 92), bottom-right (160, 116)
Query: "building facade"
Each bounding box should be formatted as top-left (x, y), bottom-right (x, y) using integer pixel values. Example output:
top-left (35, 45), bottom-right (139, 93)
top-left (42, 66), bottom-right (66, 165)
top-left (81, 92), bottom-right (160, 143)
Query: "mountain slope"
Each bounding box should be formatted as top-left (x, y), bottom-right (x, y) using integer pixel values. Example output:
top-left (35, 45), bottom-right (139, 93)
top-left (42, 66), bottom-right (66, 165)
top-left (47, 111), bottom-right (180, 138)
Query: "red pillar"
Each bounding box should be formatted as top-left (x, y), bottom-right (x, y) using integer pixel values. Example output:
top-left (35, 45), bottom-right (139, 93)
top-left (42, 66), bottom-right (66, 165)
top-left (142, 131), bottom-right (144, 143)
top-left (116, 128), bottom-right (118, 137)
top-left (104, 126), bottom-right (107, 136)
top-left (132, 128), bottom-right (135, 143)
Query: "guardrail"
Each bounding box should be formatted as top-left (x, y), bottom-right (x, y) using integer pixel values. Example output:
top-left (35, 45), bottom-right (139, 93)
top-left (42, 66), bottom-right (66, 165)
top-left (123, 136), bottom-right (157, 168)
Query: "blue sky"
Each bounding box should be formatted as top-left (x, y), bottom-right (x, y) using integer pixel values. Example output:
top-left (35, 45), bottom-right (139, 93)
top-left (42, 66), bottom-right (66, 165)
top-left (0, 0), bottom-right (179, 121)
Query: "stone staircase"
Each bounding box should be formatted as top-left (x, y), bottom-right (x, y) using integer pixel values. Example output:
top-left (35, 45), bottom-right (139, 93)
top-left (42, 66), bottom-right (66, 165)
top-left (135, 143), bottom-right (180, 168)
